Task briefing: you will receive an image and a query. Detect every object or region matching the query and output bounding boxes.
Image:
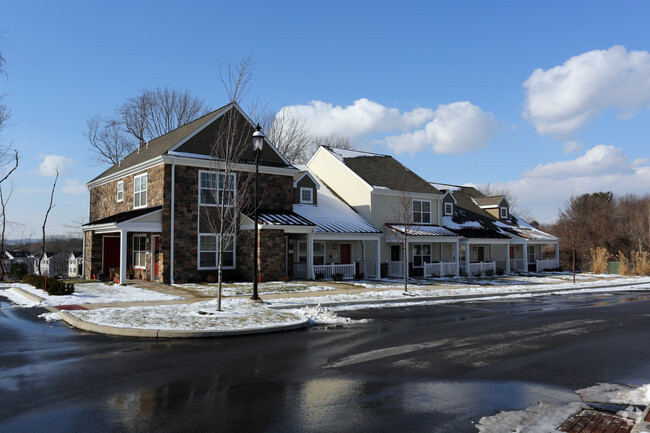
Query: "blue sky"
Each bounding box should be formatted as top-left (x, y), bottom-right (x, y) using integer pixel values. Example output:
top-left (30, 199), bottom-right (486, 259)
top-left (2, 0), bottom-right (650, 238)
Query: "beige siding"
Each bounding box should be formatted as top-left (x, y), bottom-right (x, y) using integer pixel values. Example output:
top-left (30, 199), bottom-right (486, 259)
top-left (370, 192), bottom-right (441, 229)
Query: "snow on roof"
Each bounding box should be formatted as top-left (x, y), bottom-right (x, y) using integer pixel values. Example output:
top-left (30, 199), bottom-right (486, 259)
top-left (386, 224), bottom-right (458, 237)
top-left (430, 182), bottom-right (462, 192)
top-left (293, 169), bottom-right (381, 234)
top-left (326, 147), bottom-right (382, 162)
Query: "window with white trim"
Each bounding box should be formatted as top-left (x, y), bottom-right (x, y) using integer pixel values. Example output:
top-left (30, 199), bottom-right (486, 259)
top-left (444, 202), bottom-right (453, 216)
top-left (133, 235), bottom-right (147, 269)
top-left (500, 206), bottom-right (508, 219)
top-left (412, 200), bottom-right (431, 223)
top-left (198, 234), bottom-right (234, 269)
top-left (412, 244), bottom-right (431, 268)
top-left (300, 187), bottom-right (313, 204)
top-left (313, 241), bottom-right (325, 265)
top-left (133, 174), bottom-right (147, 208)
top-left (200, 171), bottom-right (236, 206)
top-left (116, 180), bottom-right (124, 202)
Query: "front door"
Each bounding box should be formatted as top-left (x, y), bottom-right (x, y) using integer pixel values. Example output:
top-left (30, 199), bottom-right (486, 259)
top-left (153, 235), bottom-right (160, 281)
top-left (340, 243), bottom-right (351, 264)
top-left (477, 246), bottom-right (485, 262)
top-left (103, 236), bottom-right (120, 277)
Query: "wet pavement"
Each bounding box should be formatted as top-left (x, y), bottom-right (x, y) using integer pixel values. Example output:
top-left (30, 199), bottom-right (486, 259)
top-left (2, 290), bottom-right (650, 432)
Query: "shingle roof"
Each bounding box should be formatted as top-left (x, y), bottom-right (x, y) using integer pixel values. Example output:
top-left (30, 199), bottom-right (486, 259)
top-left (474, 196), bottom-right (504, 208)
top-left (326, 147), bottom-right (441, 195)
top-left (84, 206), bottom-right (163, 226)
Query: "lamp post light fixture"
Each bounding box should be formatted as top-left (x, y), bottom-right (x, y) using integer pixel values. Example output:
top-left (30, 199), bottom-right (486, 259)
top-left (251, 124), bottom-right (264, 301)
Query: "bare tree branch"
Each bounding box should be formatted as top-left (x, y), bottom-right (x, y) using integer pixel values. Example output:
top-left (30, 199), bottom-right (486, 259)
top-left (38, 168), bottom-right (58, 275)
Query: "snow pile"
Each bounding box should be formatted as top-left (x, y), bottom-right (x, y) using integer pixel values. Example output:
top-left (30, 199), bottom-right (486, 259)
top-left (476, 401), bottom-right (586, 433)
top-left (38, 312), bottom-right (61, 322)
top-left (576, 383), bottom-right (650, 406)
top-left (296, 304), bottom-right (370, 325)
top-left (0, 288), bottom-right (40, 307)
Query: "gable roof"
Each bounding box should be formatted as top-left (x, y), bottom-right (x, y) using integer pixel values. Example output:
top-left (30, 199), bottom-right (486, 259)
top-left (89, 103), bottom-right (292, 184)
top-left (324, 147), bottom-right (441, 195)
top-left (474, 195), bottom-right (507, 208)
top-left (84, 205), bottom-right (163, 226)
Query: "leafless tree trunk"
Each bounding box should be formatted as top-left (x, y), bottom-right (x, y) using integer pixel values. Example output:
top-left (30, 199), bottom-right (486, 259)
top-left (38, 168), bottom-right (58, 276)
top-left (0, 32), bottom-right (9, 137)
top-left (391, 191), bottom-right (415, 293)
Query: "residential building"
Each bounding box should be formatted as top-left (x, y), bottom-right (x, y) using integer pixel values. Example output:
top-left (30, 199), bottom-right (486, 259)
top-left (2, 250), bottom-right (37, 275)
top-left (68, 252), bottom-right (83, 278)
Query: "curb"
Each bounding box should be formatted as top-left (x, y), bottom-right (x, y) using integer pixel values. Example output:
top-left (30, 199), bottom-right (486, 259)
top-left (631, 406), bottom-right (650, 432)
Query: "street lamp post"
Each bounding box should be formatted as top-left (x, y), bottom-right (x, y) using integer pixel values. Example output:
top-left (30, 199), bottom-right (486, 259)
top-left (251, 124), bottom-right (264, 301)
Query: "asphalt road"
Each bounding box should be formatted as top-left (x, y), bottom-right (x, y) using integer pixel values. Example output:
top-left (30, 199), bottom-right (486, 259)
top-left (2, 290), bottom-right (650, 433)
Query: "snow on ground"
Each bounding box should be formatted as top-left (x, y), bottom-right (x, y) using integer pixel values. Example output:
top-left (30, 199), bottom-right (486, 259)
top-left (477, 383), bottom-right (650, 432)
top-left (67, 298), bottom-right (307, 331)
top-left (175, 281), bottom-right (335, 297)
top-left (0, 281), bottom-right (182, 306)
top-left (296, 305), bottom-right (371, 325)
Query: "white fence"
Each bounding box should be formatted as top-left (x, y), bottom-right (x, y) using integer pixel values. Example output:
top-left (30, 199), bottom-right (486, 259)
top-left (313, 263), bottom-right (356, 279)
top-left (468, 261), bottom-right (496, 275)
top-left (388, 261), bottom-right (404, 277)
top-left (357, 260), bottom-right (377, 278)
top-left (536, 258), bottom-right (559, 272)
top-left (424, 261), bottom-right (457, 277)
top-left (510, 258), bottom-right (525, 272)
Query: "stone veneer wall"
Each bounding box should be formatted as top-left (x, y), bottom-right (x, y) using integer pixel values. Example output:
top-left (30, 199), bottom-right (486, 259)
top-left (89, 163), bottom-right (165, 221)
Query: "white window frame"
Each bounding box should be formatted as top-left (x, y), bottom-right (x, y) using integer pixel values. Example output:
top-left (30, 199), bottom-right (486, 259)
top-left (500, 206), bottom-right (508, 219)
top-left (133, 174), bottom-right (148, 208)
top-left (197, 233), bottom-right (235, 270)
top-left (116, 180), bottom-right (124, 203)
top-left (300, 187), bottom-right (314, 204)
top-left (199, 170), bottom-right (236, 207)
top-left (412, 243), bottom-right (431, 268)
top-left (133, 235), bottom-right (147, 269)
top-left (412, 199), bottom-right (431, 224)
top-left (444, 202), bottom-right (453, 216)
top-left (313, 241), bottom-right (325, 266)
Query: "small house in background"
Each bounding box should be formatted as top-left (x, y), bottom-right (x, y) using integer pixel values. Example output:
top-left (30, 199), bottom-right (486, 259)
top-left (39, 252), bottom-right (67, 277)
top-left (68, 252), bottom-right (83, 278)
top-left (2, 250), bottom-right (37, 275)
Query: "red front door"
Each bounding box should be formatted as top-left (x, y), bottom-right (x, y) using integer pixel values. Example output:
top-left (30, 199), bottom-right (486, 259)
top-left (103, 236), bottom-right (120, 277)
top-left (340, 243), bottom-right (351, 264)
top-left (153, 236), bottom-right (160, 279)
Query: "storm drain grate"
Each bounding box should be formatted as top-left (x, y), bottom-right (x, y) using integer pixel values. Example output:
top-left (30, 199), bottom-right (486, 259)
top-left (557, 409), bottom-right (634, 433)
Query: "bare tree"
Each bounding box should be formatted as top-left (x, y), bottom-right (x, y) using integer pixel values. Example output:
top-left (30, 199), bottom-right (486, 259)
top-left (37, 168), bottom-right (58, 276)
top-left (0, 31), bottom-right (9, 137)
top-left (478, 183), bottom-right (531, 221)
top-left (390, 191), bottom-right (415, 293)
top-left (200, 56), bottom-right (256, 310)
top-left (265, 109), bottom-right (311, 164)
top-left (85, 87), bottom-right (210, 165)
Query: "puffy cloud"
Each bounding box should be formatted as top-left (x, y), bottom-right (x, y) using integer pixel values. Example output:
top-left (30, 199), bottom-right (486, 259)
top-left (63, 178), bottom-right (87, 195)
top-left (523, 46), bottom-right (650, 137)
top-left (279, 98), bottom-right (435, 138)
top-left (35, 154), bottom-right (74, 176)
top-left (383, 102), bottom-right (500, 155)
top-left (483, 145), bottom-right (650, 223)
top-left (562, 140), bottom-right (583, 154)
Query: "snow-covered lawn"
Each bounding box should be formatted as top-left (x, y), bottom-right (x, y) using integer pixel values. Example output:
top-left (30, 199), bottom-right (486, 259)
top-left (175, 281), bottom-right (335, 297)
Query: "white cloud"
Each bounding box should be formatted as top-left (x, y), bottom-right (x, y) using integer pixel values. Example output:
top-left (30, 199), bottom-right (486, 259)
top-left (383, 102), bottom-right (500, 155)
top-left (19, 186), bottom-right (50, 195)
top-left (35, 154), bottom-right (74, 176)
top-left (279, 99), bottom-right (499, 156)
top-left (63, 178), bottom-right (87, 195)
top-left (562, 140), bottom-right (583, 154)
top-left (279, 98), bottom-right (435, 138)
top-left (523, 45), bottom-right (650, 137)
top-left (483, 145), bottom-right (650, 223)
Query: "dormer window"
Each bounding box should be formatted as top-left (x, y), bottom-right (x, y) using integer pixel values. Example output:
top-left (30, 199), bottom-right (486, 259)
top-left (500, 206), bottom-right (508, 219)
top-left (444, 202), bottom-right (453, 216)
top-left (300, 187), bottom-right (313, 204)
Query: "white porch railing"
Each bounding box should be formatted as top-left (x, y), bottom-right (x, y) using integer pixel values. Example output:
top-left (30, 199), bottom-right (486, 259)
top-left (314, 263), bottom-right (356, 279)
top-left (293, 262), bottom-right (307, 278)
top-left (424, 261), bottom-right (457, 277)
top-left (510, 258), bottom-right (525, 272)
top-left (388, 261), bottom-right (403, 278)
top-left (536, 258), bottom-right (559, 272)
top-left (357, 260), bottom-right (377, 278)
top-left (468, 261), bottom-right (496, 275)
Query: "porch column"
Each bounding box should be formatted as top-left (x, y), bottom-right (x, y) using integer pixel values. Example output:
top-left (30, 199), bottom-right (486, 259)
top-left (524, 244), bottom-right (529, 271)
top-left (306, 231), bottom-right (314, 279)
top-left (119, 229), bottom-right (127, 284)
top-left (465, 243), bottom-right (470, 273)
top-left (506, 243), bottom-right (511, 274)
top-left (376, 239), bottom-right (381, 279)
top-left (455, 240), bottom-right (460, 276)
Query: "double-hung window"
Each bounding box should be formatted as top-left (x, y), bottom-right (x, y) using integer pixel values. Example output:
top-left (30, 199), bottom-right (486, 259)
top-left (444, 202), bottom-right (453, 216)
top-left (412, 200), bottom-right (431, 223)
top-left (300, 187), bottom-right (313, 204)
top-left (200, 171), bottom-right (236, 206)
top-left (133, 235), bottom-right (147, 269)
top-left (133, 174), bottom-right (147, 208)
top-left (116, 180), bottom-right (124, 202)
top-left (198, 234), bottom-right (234, 269)
top-left (412, 244), bottom-right (431, 268)
top-left (313, 242), bottom-right (325, 266)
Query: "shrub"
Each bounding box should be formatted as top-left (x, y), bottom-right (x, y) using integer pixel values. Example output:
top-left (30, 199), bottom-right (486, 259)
top-left (206, 275), bottom-right (218, 284)
top-left (8, 263), bottom-right (28, 279)
top-left (473, 270), bottom-right (483, 277)
top-left (632, 251), bottom-right (650, 276)
top-left (495, 268), bottom-right (505, 276)
top-left (314, 272), bottom-right (324, 281)
top-left (429, 271), bottom-right (440, 278)
top-left (616, 251), bottom-right (630, 276)
top-left (590, 247), bottom-right (609, 274)
top-left (353, 272), bottom-right (364, 281)
top-left (332, 273), bottom-right (344, 281)
top-left (484, 268), bottom-right (495, 277)
top-left (22, 274), bottom-right (74, 295)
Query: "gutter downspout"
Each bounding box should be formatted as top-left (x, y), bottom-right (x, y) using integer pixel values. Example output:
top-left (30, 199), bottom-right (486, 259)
top-left (170, 159), bottom-right (176, 284)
